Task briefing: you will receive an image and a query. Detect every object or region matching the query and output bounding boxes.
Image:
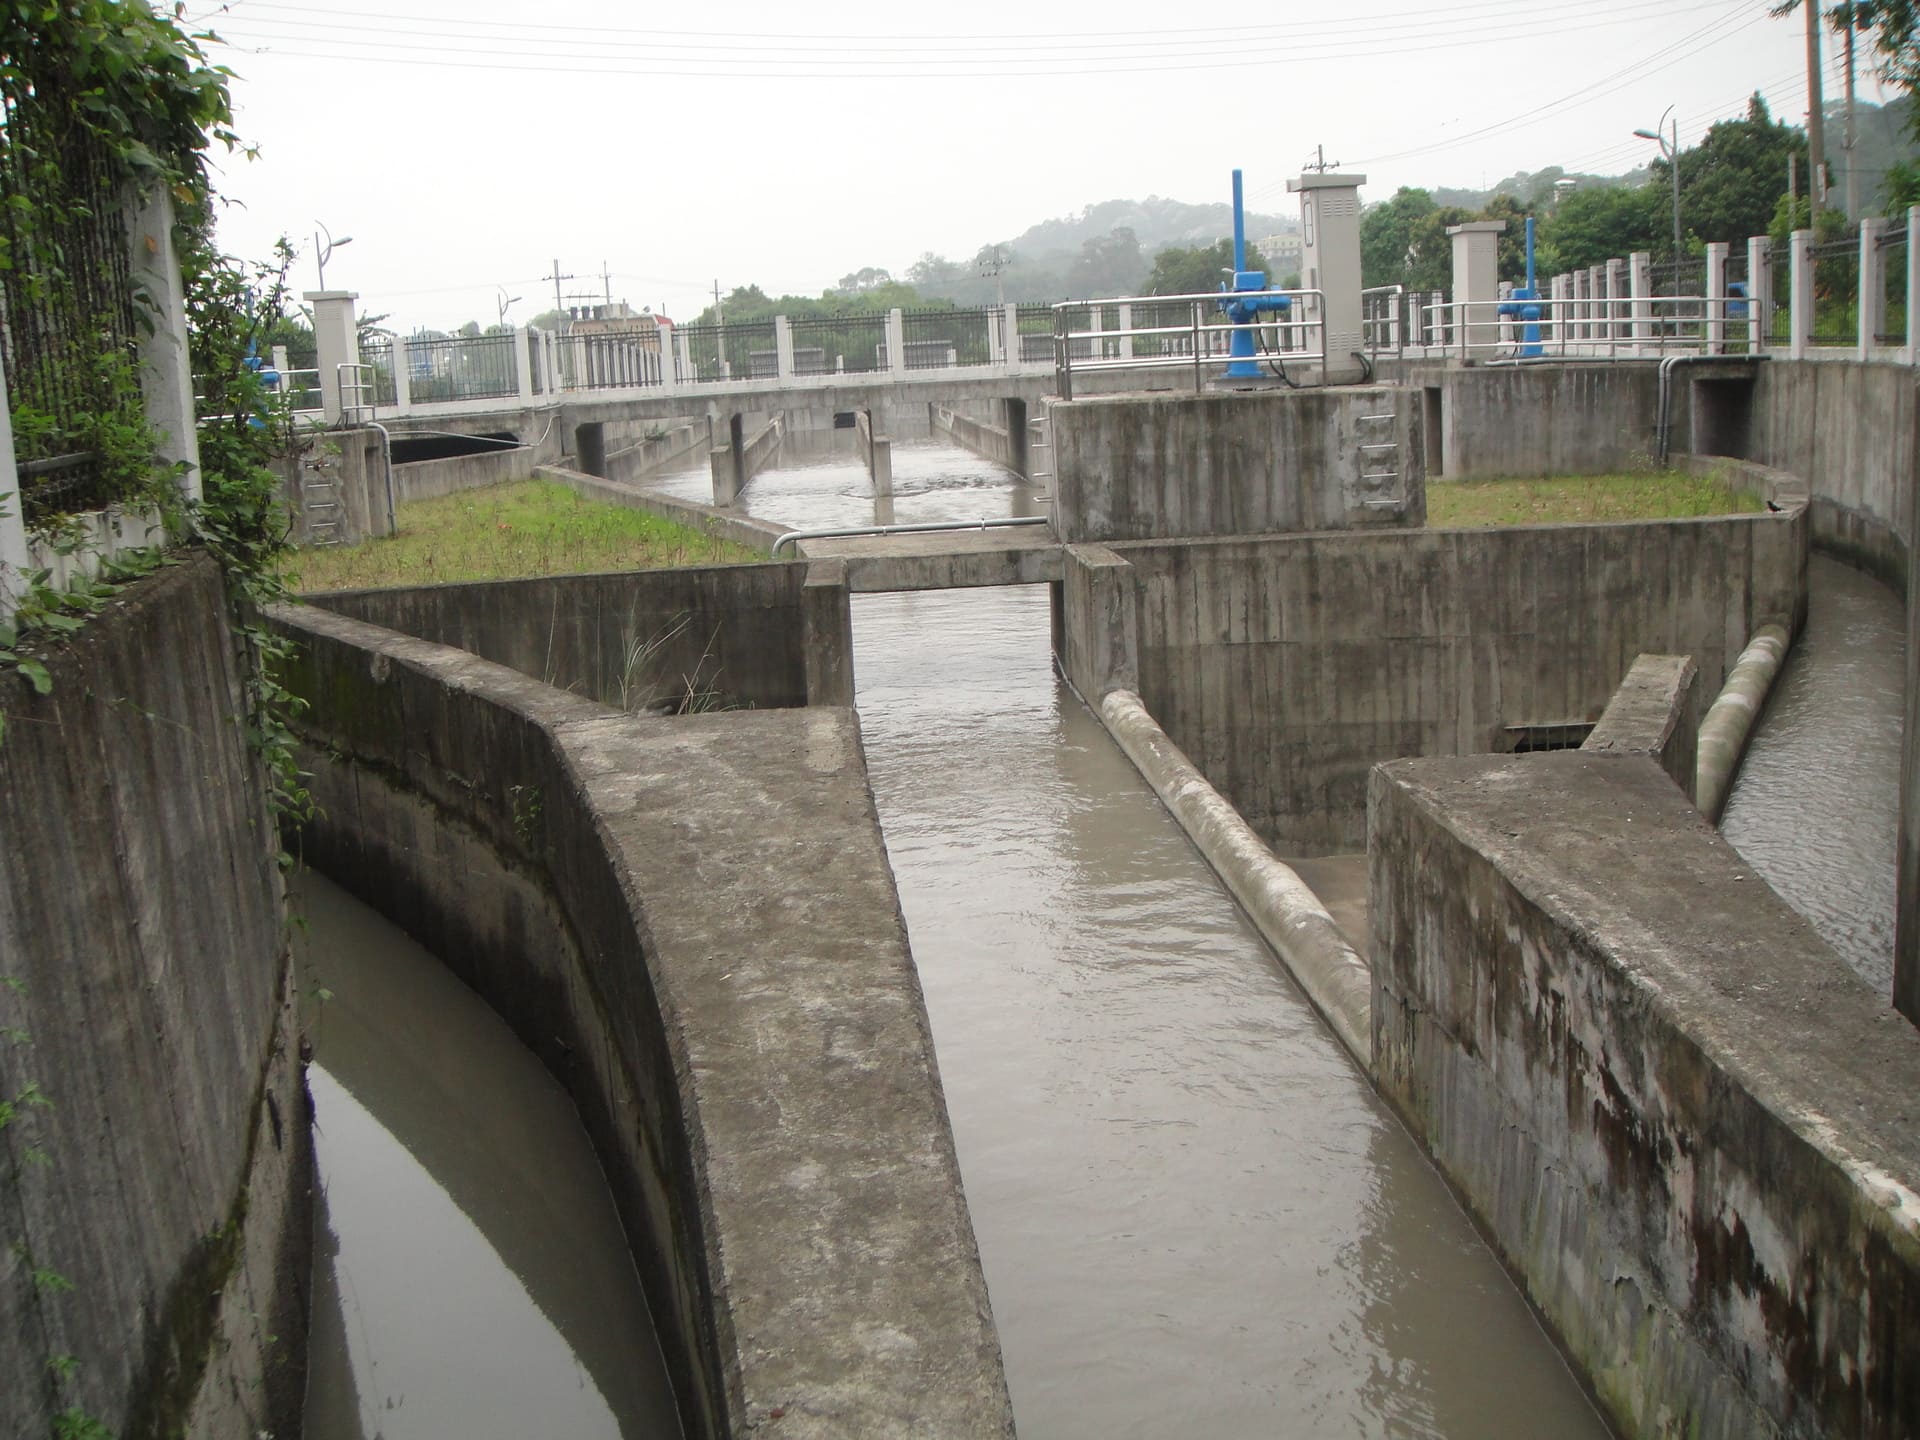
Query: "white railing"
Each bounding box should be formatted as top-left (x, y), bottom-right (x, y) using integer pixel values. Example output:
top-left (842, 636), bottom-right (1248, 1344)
top-left (1048, 290), bottom-right (1328, 398)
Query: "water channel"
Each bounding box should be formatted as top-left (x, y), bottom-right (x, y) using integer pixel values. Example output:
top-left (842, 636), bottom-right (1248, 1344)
top-left (656, 437), bottom-right (1610, 1433)
top-left (294, 872), bottom-right (682, 1439)
top-left (1721, 553), bottom-right (1907, 992)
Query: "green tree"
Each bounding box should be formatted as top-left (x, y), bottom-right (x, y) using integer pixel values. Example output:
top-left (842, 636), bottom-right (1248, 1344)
top-left (1360, 187), bottom-right (1439, 288)
top-left (1662, 95), bottom-right (1807, 250)
top-left (1144, 239), bottom-right (1270, 296)
top-left (1066, 226), bottom-right (1146, 297)
top-left (1537, 184), bottom-right (1661, 272)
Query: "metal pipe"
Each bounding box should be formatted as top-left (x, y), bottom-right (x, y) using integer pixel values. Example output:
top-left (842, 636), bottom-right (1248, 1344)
top-left (770, 514), bottom-right (1050, 558)
top-left (1654, 353), bottom-right (1765, 467)
top-left (364, 420), bottom-right (397, 533)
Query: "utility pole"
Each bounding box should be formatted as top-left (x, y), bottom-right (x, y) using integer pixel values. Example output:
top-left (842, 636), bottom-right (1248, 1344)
top-left (1806, 0), bottom-right (1827, 231)
top-left (543, 258), bottom-right (575, 325)
top-left (1843, 0), bottom-right (1859, 219)
top-left (713, 278), bottom-right (727, 375)
top-left (601, 260), bottom-right (613, 307)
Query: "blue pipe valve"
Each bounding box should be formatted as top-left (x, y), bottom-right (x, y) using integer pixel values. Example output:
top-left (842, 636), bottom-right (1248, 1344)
top-left (1495, 215), bottom-right (1545, 358)
top-left (1221, 271), bottom-right (1291, 378)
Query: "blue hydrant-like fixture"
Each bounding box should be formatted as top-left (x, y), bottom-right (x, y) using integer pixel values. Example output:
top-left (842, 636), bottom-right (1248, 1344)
top-left (242, 344), bottom-right (280, 429)
top-left (1221, 168), bottom-right (1290, 379)
top-left (1496, 216), bottom-right (1544, 359)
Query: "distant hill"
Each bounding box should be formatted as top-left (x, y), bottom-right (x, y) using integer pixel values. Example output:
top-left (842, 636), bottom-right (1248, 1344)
top-left (1003, 195), bottom-right (1294, 262)
top-left (1826, 95), bottom-right (1916, 215)
top-left (1432, 165), bottom-right (1647, 213)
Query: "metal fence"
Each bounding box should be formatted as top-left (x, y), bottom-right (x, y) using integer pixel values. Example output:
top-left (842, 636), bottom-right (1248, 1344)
top-left (678, 320), bottom-right (777, 382)
top-left (900, 306), bottom-right (994, 368)
top-left (1807, 235), bottom-right (1862, 347)
top-left (358, 336), bottom-right (400, 406)
top-left (788, 313), bottom-right (887, 375)
top-left (403, 331), bottom-right (518, 402)
top-left (1050, 289), bottom-right (1325, 397)
top-left (1879, 227), bottom-right (1910, 347)
top-left (559, 332), bottom-right (660, 390)
top-left (0, 71), bottom-right (140, 522)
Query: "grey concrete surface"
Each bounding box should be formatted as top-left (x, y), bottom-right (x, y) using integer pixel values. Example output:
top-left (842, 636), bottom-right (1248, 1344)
top-left (932, 403), bottom-right (1023, 477)
top-left (1695, 624), bottom-right (1792, 824)
top-left (1581, 652), bottom-right (1700, 802)
top-left (270, 603), bottom-right (1014, 1440)
top-left (273, 426), bottom-right (390, 545)
top-left (1107, 509), bottom-right (1803, 851)
top-left (392, 443), bottom-right (533, 503)
top-left (854, 408), bottom-right (892, 495)
top-left (310, 560), bottom-right (839, 713)
top-left (1050, 385), bottom-right (1426, 542)
top-left (1100, 689), bottom-right (1371, 1065)
top-left (797, 525), bottom-right (1063, 592)
top-left (0, 554), bottom-right (305, 1439)
top-left (1371, 749), bottom-right (1920, 1440)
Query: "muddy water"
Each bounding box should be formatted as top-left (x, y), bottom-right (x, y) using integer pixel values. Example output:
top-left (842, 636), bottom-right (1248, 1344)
top-left (647, 431), bottom-right (1043, 530)
top-left (1721, 555), bottom-right (1906, 992)
top-left (294, 872), bottom-right (682, 1439)
top-left (851, 585), bottom-right (1608, 1440)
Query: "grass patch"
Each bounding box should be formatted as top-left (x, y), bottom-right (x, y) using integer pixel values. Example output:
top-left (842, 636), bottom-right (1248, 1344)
top-left (1426, 471), bottom-right (1765, 528)
top-left (283, 478), bottom-right (758, 592)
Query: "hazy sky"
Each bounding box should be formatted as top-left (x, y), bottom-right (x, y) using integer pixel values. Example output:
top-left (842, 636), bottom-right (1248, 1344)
top-left (196, 0), bottom-right (1867, 331)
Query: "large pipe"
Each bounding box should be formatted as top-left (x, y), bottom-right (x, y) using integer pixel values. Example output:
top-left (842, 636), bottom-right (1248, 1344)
top-left (1098, 689), bottom-right (1372, 1067)
top-left (1696, 623), bottom-right (1791, 824)
top-left (770, 514), bottom-right (1049, 558)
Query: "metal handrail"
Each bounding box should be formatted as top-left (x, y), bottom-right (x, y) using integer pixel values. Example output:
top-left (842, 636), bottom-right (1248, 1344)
top-left (770, 514), bottom-right (1051, 558)
top-left (1049, 288), bottom-right (1329, 397)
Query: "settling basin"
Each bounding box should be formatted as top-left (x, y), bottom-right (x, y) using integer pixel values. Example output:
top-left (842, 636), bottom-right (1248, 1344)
top-left (294, 871), bottom-right (682, 1438)
top-left (1721, 554), bottom-right (1906, 991)
top-left (851, 585), bottom-right (1609, 1438)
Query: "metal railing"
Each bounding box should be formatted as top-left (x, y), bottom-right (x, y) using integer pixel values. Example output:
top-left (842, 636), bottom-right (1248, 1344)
top-left (1407, 292), bottom-right (1758, 362)
top-left (558, 332), bottom-right (662, 390)
top-left (403, 331), bottom-right (518, 402)
top-left (900, 306), bottom-right (995, 369)
top-left (788, 313), bottom-right (887, 375)
top-left (1050, 289), bottom-right (1326, 398)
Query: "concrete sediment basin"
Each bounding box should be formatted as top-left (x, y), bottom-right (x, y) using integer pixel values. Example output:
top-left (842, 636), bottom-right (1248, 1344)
top-left (1098, 687), bottom-right (1373, 1065)
top-left (1696, 622), bottom-right (1791, 823)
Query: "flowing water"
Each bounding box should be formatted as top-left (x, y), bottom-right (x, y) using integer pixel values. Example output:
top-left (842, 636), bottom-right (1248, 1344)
top-left (1721, 555), bottom-right (1906, 992)
top-left (294, 872), bottom-right (682, 1440)
top-left (851, 585), bottom-right (1609, 1440)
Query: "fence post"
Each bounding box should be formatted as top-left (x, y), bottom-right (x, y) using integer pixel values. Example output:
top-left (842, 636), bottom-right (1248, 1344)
top-left (887, 308), bottom-right (907, 379)
top-left (775, 315), bottom-right (795, 381)
top-left (1705, 242), bottom-right (1728, 355)
top-left (307, 289), bottom-right (360, 422)
top-left (674, 328), bottom-right (692, 392)
top-left (0, 362), bottom-right (25, 617)
top-left (1002, 302), bottom-right (1021, 369)
top-left (1748, 235), bottom-right (1773, 351)
top-left (1629, 252), bottom-right (1653, 347)
top-left (1118, 302), bottom-right (1134, 362)
top-left (513, 325), bottom-right (534, 404)
top-left (390, 333), bottom-right (412, 412)
top-left (126, 188), bottom-right (203, 502)
top-left (1908, 207), bottom-right (1920, 365)
top-left (1859, 216), bottom-right (1888, 359)
top-left (1789, 229), bottom-right (1813, 359)
top-left (1447, 220), bottom-right (1505, 359)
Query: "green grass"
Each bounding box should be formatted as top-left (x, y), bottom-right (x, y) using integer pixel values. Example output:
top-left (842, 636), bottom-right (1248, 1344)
top-left (284, 478), bottom-right (758, 592)
top-left (1425, 471), bottom-right (1765, 528)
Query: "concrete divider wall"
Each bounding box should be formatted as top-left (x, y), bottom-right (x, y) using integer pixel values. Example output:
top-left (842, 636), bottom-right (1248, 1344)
top-left (1407, 362), bottom-right (1667, 481)
top-left (1370, 750), bottom-right (1920, 1440)
top-left (1745, 359), bottom-right (1919, 589)
top-left (1578, 652), bottom-right (1700, 801)
top-left (932, 403), bottom-right (1020, 476)
top-left (311, 560), bottom-right (842, 714)
top-left (1113, 510), bottom-right (1803, 851)
top-left (605, 422), bottom-right (707, 485)
top-left (391, 443), bottom-right (533, 503)
top-left (536, 463), bottom-right (786, 556)
top-left (269, 604), bottom-right (1014, 1439)
top-left (0, 554), bottom-right (306, 1439)
top-left (1050, 385), bottom-right (1426, 543)
top-left (272, 427), bottom-right (389, 545)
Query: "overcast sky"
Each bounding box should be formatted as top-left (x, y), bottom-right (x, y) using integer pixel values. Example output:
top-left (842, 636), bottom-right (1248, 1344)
top-left (197, 0), bottom-right (1866, 332)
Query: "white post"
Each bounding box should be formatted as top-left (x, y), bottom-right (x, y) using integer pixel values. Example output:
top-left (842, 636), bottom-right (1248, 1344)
top-left (1907, 207), bottom-right (1920, 365)
top-left (1705, 242), bottom-right (1729, 355)
top-left (675, 328), bottom-right (692, 392)
top-left (1447, 220), bottom-right (1505, 358)
top-left (513, 325), bottom-right (534, 404)
top-left (1118, 302), bottom-right (1134, 361)
top-left (1571, 269), bottom-right (1589, 346)
top-left (1858, 216), bottom-right (1888, 358)
top-left (0, 362), bottom-right (25, 617)
top-left (390, 334), bottom-right (412, 411)
top-left (1606, 258), bottom-right (1629, 343)
top-left (1629, 251), bottom-right (1654, 347)
top-left (1748, 235), bottom-right (1773, 352)
top-left (306, 290), bottom-right (360, 423)
top-left (1551, 274), bottom-right (1571, 352)
top-left (127, 188), bottom-right (202, 502)
top-left (1789, 229), bottom-right (1813, 360)
top-left (1002, 302), bottom-right (1021, 368)
top-left (887, 308), bottom-right (907, 378)
top-left (774, 314), bottom-right (795, 381)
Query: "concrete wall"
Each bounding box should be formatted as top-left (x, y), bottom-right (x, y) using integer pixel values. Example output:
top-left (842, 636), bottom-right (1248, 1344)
top-left (932, 403), bottom-right (1023, 477)
top-left (1743, 359), bottom-right (1919, 590)
top-left (269, 604), bottom-right (1014, 1439)
top-left (1579, 652), bottom-right (1700, 802)
top-left (311, 560), bottom-right (846, 714)
top-left (1370, 749), bottom-right (1920, 1440)
top-left (391, 443), bottom-right (533, 504)
top-left (273, 427), bottom-right (390, 546)
top-left (1050, 385), bottom-right (1426, 543)
top-left (1390, 361), bottom-right (1668, 481)
top-left (604, 422), bottom-right (707, 485)
top-left (1106, 511), bottom-right (1803, 851)
top-left (0, 554), bottom-right (306, 1439)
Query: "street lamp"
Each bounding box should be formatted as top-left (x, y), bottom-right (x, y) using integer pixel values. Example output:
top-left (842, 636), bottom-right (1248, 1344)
top-left (497, 287), bottom-right (522, 326)
top-left (1633, 107), bottom-right (1683, 261)
top-left (313, 221), bottom-right (353, 290)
